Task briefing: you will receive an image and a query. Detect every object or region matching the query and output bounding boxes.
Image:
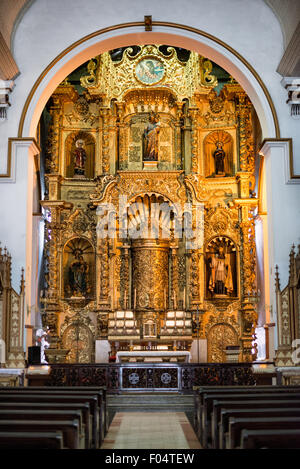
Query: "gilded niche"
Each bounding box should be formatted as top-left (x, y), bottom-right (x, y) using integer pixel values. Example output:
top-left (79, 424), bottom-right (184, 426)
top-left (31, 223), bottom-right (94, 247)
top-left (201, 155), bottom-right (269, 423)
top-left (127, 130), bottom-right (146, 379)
top-left (65, 131), bottom-right (95, 179)
top-left (205, 236), bottom-right (238, 299)
top-left (62, 238), bottom-right (95, 300)
top-left (204, 130), bottom-right (234, 177)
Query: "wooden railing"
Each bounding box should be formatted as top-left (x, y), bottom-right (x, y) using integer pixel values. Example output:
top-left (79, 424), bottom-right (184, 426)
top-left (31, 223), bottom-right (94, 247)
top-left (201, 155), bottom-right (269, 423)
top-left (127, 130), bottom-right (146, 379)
top-left (46, 362), bottom-right (258, 392)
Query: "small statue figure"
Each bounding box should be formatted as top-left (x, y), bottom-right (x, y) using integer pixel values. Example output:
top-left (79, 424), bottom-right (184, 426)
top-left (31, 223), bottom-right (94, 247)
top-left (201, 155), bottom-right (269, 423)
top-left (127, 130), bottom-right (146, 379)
top-left (208, 245), bottom-right (233, 296)
top-left (35, 328), bottom-right (50, 364)
top-left (68, 249), bottom-right (90, 297)
top-left (73, 139), bottom-right (87, 176)
top-left (213, 141), bottom-right (225, 176)
top-left (143, 113), bottom-right (160, 161)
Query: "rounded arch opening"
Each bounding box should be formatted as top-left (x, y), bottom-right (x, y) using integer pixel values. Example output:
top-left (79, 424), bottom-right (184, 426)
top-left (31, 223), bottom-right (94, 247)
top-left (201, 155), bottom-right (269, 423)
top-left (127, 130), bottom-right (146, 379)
top-left (18, 23), bottom-right (279, 140)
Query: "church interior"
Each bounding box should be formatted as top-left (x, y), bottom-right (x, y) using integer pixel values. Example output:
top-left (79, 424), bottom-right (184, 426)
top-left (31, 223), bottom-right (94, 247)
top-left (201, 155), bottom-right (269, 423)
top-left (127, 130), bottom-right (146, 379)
top-left (0, 0), bottom-right (300, 451)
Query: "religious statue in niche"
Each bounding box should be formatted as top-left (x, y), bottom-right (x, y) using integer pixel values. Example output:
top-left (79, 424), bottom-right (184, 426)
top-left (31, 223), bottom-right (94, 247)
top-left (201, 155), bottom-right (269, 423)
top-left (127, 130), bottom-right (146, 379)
top-left (213, 141), bottom-right (225, 176)
top-left (204, 130), bottom-right (233, 178)
top-left (206, 237), bottom-right (237, 298)
top-left (143, 113), bottom-right (160, 161)
top-left (67, 248), bottom-right (91, 298)
top-left (65, 131), bottom-right (95, 179)
top-left (73, 139), bottom-right (87, 177)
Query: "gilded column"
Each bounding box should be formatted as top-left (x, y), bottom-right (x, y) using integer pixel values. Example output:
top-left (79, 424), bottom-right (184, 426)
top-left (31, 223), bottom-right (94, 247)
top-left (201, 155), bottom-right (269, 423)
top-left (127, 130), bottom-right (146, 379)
top-left (238, 201), bottom-right (258, 361)
top-left (171, 245), bottom-right (179, 309)
top-left (120, 244), bottom-right (130, 310)
top-left (40, 200), bottom-right (66, 342)
top-left (116, 102), bottom-right (126, 171)
top-left (46, 96), bottom-right (62, 173)
top-left (236, 93), bottom-right (255, 173)
top-left (98, 237), bottom-right (110, 309)
top-left (188, 107), bottom-right (200, 173)
top-left (132, 240), bottom-right (169, 311)
top-left (175, 102), bottom-right (184, 170)
top-left (101, 107), bottom-right (111, 174)
top-left (189, 249), bottom-right (200, 308)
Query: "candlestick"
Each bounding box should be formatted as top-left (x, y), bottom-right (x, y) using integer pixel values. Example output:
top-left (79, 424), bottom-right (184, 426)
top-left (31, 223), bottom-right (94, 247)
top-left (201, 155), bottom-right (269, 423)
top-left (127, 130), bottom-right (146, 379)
top-left (173, 289), bottom-right (177, 310)
top-left (134, 289), bottom-right (136, 310)
top-left (164, 289), bottom-right (167, 310)
top-left (183, 287), bottom-right (186, 310)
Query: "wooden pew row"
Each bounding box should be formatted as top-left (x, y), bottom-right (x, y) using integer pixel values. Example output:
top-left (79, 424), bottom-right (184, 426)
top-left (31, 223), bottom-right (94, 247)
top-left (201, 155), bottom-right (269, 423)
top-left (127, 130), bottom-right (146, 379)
top-left (0, 431), bottom-right (64, 449)
top-left (227, 416), bottom-right (300, 449)
top-left (0, 419), bottom-right (81, 449)
top-left (195, 387), bottom-right (300, 447)
top-left (0, 409), bottom-right (85, 444)
top-left (0, 388), bottom-right (105, 446)
top-left (194, 385), bottom-right (300, 442)
top-left (240, 428), bottom-right (300, 449)
top-left (0, 402), bottom-right (91, 449)
top-left (219, 407), bottom-right (300, 449)
top-left (48, 386), bottom-right (108, 436)
top-left (209, 394), bottom-right (300, 449)
top-left (27, 386), bottom-right (107, 437)
top-left (0, 393), bottom-right (98, 448)
top-left (0, 386), bottom-right (107, 439)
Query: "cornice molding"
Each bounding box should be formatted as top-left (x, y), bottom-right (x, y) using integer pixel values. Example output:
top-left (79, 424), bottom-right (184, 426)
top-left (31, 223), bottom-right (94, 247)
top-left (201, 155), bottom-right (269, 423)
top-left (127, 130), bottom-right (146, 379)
top-left (259, 138), bottom-right (300, 184)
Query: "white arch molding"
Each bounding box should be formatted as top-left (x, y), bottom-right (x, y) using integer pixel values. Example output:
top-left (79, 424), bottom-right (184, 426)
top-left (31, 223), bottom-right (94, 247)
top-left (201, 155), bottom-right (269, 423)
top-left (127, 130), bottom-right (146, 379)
top-left (18, 23), bottom-right (279, 140)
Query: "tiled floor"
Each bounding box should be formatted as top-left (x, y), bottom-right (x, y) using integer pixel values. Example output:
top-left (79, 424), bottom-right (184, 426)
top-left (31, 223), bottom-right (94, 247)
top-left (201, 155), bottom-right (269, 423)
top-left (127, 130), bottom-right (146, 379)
top-left (101, 412), bottom-right (201, 449)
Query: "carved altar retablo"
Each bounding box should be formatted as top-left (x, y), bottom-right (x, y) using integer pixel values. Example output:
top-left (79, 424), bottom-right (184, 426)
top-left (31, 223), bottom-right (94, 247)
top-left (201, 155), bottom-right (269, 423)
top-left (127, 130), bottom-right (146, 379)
top-left (40, 44), bottom-right (259, 364)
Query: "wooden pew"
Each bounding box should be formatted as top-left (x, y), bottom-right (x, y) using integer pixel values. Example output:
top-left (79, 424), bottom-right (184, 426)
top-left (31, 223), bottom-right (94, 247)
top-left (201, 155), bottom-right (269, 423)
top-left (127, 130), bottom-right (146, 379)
top-left (46, 386), bottom-right (108, 435)
top-left (210, 398), bottom-right (300, 449)
top-left (240, 428), bottom-right (300, 449)
top-left (0, 402), bottom-right (91, 449)
top-left (0, 431), bottom-right (64, 449)
top-left (0, 409), bottom-right (85, 445)
top-left (0, 393), bottom-right (98, 448)
top-left (195, 385), bottom-right (300, 442)
top-left (0, 419), bottom-right (81, 449)
top-left (203, 392), bottom-right (300, 448)
top-left (227, 416), bottom-right (300, 449)
top-left (0, 387), bottom-right (105, 445)
top-left (20, 386), bottom-right (107, 439)
top-left (219, 407), bottom-right (300, 449)
top-left (198, 386), bottom-right (300, 445)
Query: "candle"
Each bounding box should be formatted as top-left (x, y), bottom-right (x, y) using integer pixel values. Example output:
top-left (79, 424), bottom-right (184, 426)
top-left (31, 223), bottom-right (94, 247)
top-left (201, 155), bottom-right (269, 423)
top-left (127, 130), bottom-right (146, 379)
top-left (164, 289), bottom-right (167, 310)
top-left (183, 287), bottom-right (186, 310)
top-left (173, 290), bottom-right (177, 310)
top-left (124, 290), bottom-right (127, 310)
top-left (134, 289), bottom-right (137, 310)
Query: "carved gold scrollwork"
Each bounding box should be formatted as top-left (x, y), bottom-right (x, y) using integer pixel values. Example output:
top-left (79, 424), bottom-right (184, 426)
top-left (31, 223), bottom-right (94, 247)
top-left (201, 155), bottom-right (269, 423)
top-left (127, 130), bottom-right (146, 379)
top-left (236, 93), bottom-right (255, 174)
top-left (200, 58), bottom-right (218, 88)
top-left (80, 57), bottom-right (100, 88)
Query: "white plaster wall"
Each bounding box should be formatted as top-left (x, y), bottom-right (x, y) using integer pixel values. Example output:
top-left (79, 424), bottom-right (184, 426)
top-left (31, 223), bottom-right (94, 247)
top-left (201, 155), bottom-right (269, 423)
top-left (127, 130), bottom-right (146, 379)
top-left (0, 0), bottom-right (299, 314)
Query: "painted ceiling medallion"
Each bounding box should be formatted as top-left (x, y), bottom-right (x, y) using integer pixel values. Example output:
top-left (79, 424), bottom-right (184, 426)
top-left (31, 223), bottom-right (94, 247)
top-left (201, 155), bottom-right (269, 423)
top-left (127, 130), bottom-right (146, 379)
top-left (135, 57), bottom-right (165, 85)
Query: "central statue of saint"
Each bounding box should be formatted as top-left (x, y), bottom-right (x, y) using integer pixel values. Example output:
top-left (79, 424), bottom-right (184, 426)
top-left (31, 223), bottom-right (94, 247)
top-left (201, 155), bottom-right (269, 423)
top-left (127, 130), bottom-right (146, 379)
top-left (213, 141), bottom-right (225, 176)
top-left (68, 249), bottom-right (90, 297)
top-left (143, 113), bottom-right (160, 161)
top-left (73, 139), bottom-right (87, 176)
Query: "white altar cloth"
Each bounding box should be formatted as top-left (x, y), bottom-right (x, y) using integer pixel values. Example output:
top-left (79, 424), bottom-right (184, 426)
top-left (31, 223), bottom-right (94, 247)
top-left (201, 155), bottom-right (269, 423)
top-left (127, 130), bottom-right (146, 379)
top-left (116, 351), bottom-right (191, 363)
